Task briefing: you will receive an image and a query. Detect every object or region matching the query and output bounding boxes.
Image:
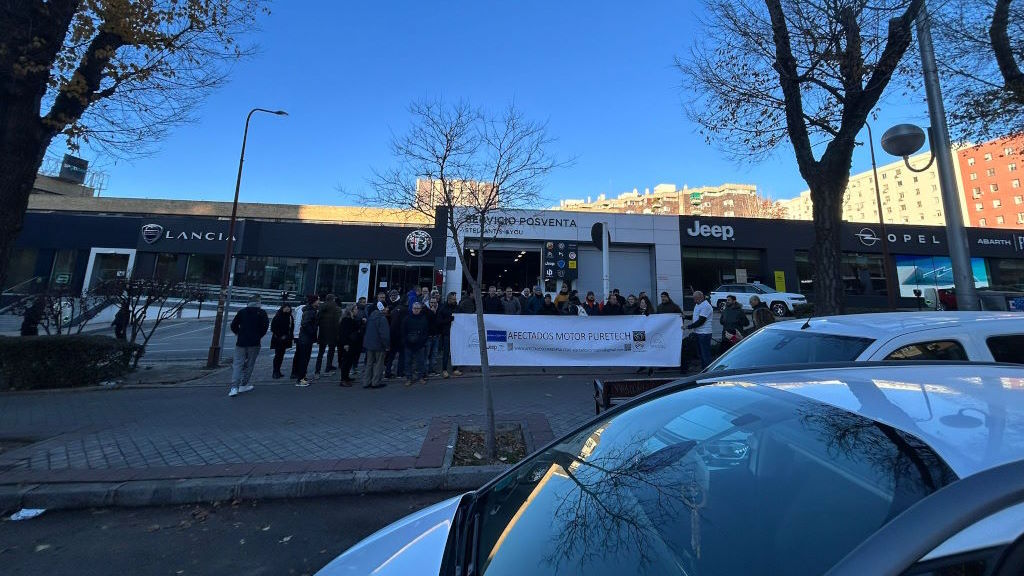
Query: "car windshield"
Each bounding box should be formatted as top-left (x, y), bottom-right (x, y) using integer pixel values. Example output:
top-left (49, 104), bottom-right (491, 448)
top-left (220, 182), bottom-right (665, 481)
top-left (754, 284), bottom-right (776, 293)
top-left (470, 383), bottom-right (955, 576)
top-left (706, 328), bottom-right (874, 371)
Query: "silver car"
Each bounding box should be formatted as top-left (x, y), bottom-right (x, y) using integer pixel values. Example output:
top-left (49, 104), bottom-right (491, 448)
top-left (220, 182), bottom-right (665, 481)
top-left (317, 363), bottom-right (1024, 575)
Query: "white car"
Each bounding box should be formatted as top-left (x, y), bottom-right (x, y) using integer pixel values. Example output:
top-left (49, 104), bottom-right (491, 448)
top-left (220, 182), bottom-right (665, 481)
top-left (315, 362), bottom-right (1024, 575)
top-left (707, 311), bottom-right (1024, 372)
top-left (709, 283), bottom-right (805, 317)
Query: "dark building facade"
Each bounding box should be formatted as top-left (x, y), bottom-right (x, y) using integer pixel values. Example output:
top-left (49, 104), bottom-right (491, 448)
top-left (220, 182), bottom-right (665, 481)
top-left (680, 215), bottom-right (1024, 308)
top-left (5, 212), bottom-right (444, 304)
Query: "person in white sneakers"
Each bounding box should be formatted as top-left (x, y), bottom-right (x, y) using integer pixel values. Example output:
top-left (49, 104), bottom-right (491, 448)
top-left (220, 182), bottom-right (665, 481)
top-left (228, 294), bottom-right (270, 397)
top-left (685, 290), bottom-right (714, 370)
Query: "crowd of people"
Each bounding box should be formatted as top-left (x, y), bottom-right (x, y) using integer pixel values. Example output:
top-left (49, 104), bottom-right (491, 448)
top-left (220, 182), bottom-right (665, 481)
top-left (224, 283), bottom-right (777, 397)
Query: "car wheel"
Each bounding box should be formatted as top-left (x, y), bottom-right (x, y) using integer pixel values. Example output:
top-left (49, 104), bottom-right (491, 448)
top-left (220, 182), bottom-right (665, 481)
top-left (770, 302), bottom-right (788, 317)
top-left (717, 300), bottom-right (727, 311)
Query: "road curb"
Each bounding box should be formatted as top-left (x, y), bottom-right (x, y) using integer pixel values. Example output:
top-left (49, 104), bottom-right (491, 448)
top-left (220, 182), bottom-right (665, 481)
top-left (0, 465), bottom-right (510, 513)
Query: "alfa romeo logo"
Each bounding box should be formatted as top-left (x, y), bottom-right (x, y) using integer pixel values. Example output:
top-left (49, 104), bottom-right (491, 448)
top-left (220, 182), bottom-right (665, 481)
top-left (142, 224), bottom-right (164, 244)
top-left (405, 230), bottom-right (433, 257)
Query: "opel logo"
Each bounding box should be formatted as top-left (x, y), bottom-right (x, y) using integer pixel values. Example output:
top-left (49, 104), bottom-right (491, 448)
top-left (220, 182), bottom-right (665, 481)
top-left (856, 227), bottom-right (880, 247)
top-left (142, 224), bottom-right (163, 244)
top-left (405, 230), bottom-right (433, 257)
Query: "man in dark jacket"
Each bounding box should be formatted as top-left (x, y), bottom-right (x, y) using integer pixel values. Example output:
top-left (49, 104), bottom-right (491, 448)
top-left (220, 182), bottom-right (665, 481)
top-left (483, 285), bottom-right (504, 315)
top-left (292, 295), bottom-right (319, 387)
top-left (228, 294), bottom-right (270, 397)
top-left (112, 304), bottom-right (129, 340)
top-left (582, 291), bottom-right (603, 316)
top-left (501, 287), bottom-right (522, 315)
top-left (603, 293), bottom-right (625, 315)
top-left (436, 292), bottom-right (457, 378)
top-left (338, 305), bottom-right (364, 385)
top-left (385, 292), bottom-right (407, 379)
top-left (362, 303), bottom-right (390, 389)
top-left (524, 286), bottom-right (545, 315)
top-left (657, 292), bottom-right (682, 314)
top-left (719, 295), bottom-right (750, 353)
top-left (315, 294), bottom-right (341, 377)
top-left (402, 301), bottom-right (431, 385)
top-left (269, 304), bottom-right (294, 379)
top-left (458, 289), bottom-right (477, 314)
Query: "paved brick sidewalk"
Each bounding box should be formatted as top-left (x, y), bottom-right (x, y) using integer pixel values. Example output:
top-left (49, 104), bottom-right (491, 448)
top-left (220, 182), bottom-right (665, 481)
top-left (0, 353), bottom-right (662, 490)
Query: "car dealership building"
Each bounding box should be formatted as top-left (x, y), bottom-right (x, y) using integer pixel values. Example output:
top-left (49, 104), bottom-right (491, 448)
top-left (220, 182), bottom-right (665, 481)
top-left (6, 197), bottom-right (1024, 310)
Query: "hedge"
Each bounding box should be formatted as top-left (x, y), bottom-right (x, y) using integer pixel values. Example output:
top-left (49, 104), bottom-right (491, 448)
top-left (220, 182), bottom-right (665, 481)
top-left (0, 335), bottom-right (142, 390)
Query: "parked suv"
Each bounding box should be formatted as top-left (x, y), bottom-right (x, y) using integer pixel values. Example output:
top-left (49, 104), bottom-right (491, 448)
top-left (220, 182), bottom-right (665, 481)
top-left (709, 282), bottom-right (805, 317)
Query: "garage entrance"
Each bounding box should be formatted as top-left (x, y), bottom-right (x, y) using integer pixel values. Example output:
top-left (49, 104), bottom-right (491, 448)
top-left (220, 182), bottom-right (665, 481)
top-left (463, 248), bottom-right (541, 292)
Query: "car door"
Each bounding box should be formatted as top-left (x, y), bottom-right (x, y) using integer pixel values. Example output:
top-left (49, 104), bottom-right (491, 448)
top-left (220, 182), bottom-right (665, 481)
top-left (866, 328), bottom-right (983, 362)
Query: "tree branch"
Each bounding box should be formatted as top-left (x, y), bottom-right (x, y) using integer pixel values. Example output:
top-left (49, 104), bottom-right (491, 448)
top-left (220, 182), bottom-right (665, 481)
top-left (990, 0), bottom-right (1024, 100)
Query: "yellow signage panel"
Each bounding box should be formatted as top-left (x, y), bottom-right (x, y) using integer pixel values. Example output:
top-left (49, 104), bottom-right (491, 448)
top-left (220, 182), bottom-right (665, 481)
top-left (774, 270), bottom-right (786, 292)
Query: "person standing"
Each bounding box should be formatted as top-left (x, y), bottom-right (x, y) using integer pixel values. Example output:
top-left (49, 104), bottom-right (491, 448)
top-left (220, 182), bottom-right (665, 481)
top-left (582, 291), bottom-right (602, 316)
top-left (657, 292), bottom-right (682, 314)
top-left (501, 287), bottom-right (522, 315)
top-left (269, 304), bottom-right (294, 379)
top-left (362, 302), bottom-right (390, 389)
top-left (623, 295), bottom-right (639, 315)
top-left (636, 295), bottom-right (653, 316)
top-left (751, 307), bottom-right (776, 331)
top-left (437, 292), bottom-right (457, 378)
top-left (338, 305), bottom-right (363, 386)
top-left (525, 286), bottom-right (545, 315)
top-left (402, 301), bottom-right (430, 386)
top-left (749, 295), bottom-right (769, 312)
top-left (314, 294), bottom-right (341, 377)
top-left (719, 295), bottom-right (749, 353)
top-left (685, 290), bottom-right (714, 370)
top-left (554, 284), bottom-right (570, 311)
top-left (112, 303), bottom-right (129, 340)
top-left (425, 296), bottom-right (442, 375)
top-left (483, 285), bottom-right (504, 315)
top-left (386, 293), bottom-right (407, 379)
top-left (20, 298), bottom-right (43, 336)
top-left (228, 294), bottom-right (270, 397)
top-left (540, 294), bottom-right (559, 315)
top-left (292, 295), bottom-right (319, 387)
top-left (603, 293), bottom-right (624, 315)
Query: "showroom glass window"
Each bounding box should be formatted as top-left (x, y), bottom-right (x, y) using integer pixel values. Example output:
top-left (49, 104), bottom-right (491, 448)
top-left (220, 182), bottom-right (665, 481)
top-left (989, 258), bottom-right (1024, 289)
top-left (185, 254), bottom-right (224, 285)
top-left (234, 256), bottom-right (307, 294)
top-left (316, 260), bottom-right (359, 302)
top-left (3, 248), bottom-right (38, 292)
top-left (48, 249), bottom-right (78, 290)
top-left (794, 251), bottom-right (887, 296)
top-left (894, 255), bottom-right (989, 298)
top-left (682, 248), bottom-right (764, 292)
top-left (153, 253), bottom-right (184, 282)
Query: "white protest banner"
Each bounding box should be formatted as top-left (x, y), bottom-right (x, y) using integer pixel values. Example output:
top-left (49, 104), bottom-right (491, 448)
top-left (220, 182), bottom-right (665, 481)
top-left (451, 313), bottom-right (682, 367)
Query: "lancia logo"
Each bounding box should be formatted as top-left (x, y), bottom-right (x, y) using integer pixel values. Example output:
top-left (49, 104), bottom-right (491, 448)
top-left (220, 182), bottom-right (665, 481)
top-left (856, 227), bottom-right (880, 247)
top-left (405, 230), bottom-right (433, 257)
top-left (142, 224), bottom-right (163, 244)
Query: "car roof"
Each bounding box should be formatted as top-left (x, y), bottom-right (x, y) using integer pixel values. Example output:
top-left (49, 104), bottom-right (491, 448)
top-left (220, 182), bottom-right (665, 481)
top-left (764, 311), bottom-right (1024, 339)
top-left (697, 363), bottom-right (1024, 478)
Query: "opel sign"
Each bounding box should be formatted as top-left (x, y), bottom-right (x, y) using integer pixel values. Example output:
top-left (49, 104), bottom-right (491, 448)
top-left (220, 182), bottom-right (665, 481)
top-left (855, 228), bottom-right (881, 247)
top-left (405, 230), bottom-right (433, 257)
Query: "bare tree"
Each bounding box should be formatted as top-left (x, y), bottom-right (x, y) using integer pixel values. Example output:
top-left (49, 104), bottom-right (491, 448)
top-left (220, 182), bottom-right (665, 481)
top-left (95, 277), bottom-right (200, 367)
top-left (12, 286), bottom-right (107, 335)
top-left (366, 99), bottom-right (561, 458)
top-left (933, 0), bottom-right (1024, 141)
top-left (680, 0), bottom-right (924, 314)
top-left (0, 0), bottom-right (266, 289)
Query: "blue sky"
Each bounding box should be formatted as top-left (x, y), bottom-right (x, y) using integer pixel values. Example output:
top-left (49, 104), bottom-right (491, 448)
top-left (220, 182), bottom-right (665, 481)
top-left (66, 1), bottom-right (935, 204)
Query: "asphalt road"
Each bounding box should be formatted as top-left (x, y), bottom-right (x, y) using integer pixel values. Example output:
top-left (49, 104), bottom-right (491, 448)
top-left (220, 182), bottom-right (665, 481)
top-left (0, 492), bottom-right (460, 576)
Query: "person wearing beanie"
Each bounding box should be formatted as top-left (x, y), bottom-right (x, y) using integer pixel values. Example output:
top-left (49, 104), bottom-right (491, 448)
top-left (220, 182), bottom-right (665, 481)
top-left (228, 294), bottom-right (269, 397)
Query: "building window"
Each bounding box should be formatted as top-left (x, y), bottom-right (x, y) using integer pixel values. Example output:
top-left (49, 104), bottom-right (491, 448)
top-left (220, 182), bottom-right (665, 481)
top-left (985, 153), bottom-right (993, 161)
top-left (682, 248), bottom-right (763, 293)
top-left (723, 210), bottom-right (735, 217)
top-left (4, 248), bottom-right (39, 292)
top-left (1019, 213), bottom-right (1024, 224)
top-left (185, 254), bottom-right (225, 286)
top-left (153, 253), bottom-right (184, 282)
top-left (976, 202), bottom-right (984, 211)
top-left (991, 184), bottom-right (1000, 192)
top-left (895, 255), bottom-right (989, 298)
top-left (315, 260), bottom-right (360, 302)
top-left (970, 173), bottom-right (978, 180)
top-left (972, 188), bottom-right (982, 199)
top-left (997, 215), bottom-right (1005, 224)
top-left (1010, 163), bottom-right (1018, 172)
top-left (980, 218), bottom-right (987, 226)
top-left (913, 176), bottom-right (919, 183)
top-left (993, 199), bottom-right (1002, 208)
top-left (968, 157), bottom-right (976, 166)
top-left (987, 168), bottom-right (997, 176)
top-left (1014, 180), bottom-right (1021, 189)
top-left (1016, 195), bottom-right (1023, 205)
top-left (234, 256), bottom-right (308, 295)
top-left (1005, 147), bottom-right (1015, 156)
top-left (48, 249), bottom-right (78, 289)
top-left (794, 251), bottom-right (887, 296)
top-left (916, 201), bottom-right (923, 207)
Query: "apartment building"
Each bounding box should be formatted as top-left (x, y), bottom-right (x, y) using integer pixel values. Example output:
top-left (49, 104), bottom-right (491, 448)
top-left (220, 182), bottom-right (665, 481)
top-left (958, 136), bottom-right (1024, 229)
top-left (557, 183), bottom-right (773, 218)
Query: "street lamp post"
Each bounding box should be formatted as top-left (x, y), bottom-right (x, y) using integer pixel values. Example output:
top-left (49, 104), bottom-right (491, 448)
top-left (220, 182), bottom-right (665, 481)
top-left (206, 108), bottom-right (287, 369)
top-left (865, 123), bottom-right (898, 310)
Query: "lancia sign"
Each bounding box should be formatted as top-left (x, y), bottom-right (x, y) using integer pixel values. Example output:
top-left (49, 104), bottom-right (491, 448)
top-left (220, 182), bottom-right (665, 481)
top-left (141, 223), bottom-right (164, 244)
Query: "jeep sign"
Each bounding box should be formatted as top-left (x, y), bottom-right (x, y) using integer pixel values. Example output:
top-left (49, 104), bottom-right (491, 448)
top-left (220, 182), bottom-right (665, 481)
top-left (686, 220), bottom-right (734, 241)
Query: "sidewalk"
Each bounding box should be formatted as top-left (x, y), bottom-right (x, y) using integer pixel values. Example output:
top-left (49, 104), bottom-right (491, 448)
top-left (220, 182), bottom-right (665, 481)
top-left (0, 354), bottom-right (675, 511)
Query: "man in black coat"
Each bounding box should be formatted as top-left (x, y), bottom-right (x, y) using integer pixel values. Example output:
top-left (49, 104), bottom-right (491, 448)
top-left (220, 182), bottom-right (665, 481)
top-left (483, 285), bottom-right (504, 315)
top-left (385, 291), bottom-right (407, 379)
top-left (657, 292), bottom-right (682, 314)
top-left (402, 301), bottom-right (431, 385)
top-left (229, 294), bottom-right (270, 397)
top-left (436, 292), bottom-right (457, 378)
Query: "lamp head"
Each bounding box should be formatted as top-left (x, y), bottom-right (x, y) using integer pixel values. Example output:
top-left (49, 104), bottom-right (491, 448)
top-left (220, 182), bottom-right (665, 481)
top-left (881, 124), bottom-right (926, 158)
top-left (273, 110), bottom-right (288, 116)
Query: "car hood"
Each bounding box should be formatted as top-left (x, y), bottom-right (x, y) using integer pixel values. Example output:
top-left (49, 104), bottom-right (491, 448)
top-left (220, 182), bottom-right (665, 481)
top-left (314, 494), bottom-right (464, 576)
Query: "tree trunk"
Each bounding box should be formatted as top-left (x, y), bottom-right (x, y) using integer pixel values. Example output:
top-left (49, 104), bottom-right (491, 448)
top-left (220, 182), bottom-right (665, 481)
top-left (808, 180), bottom-right (846, 315)
top-left (0, 93), bottom-right (49, 290)
top-left (473, 247), bottom-right (496, 460)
